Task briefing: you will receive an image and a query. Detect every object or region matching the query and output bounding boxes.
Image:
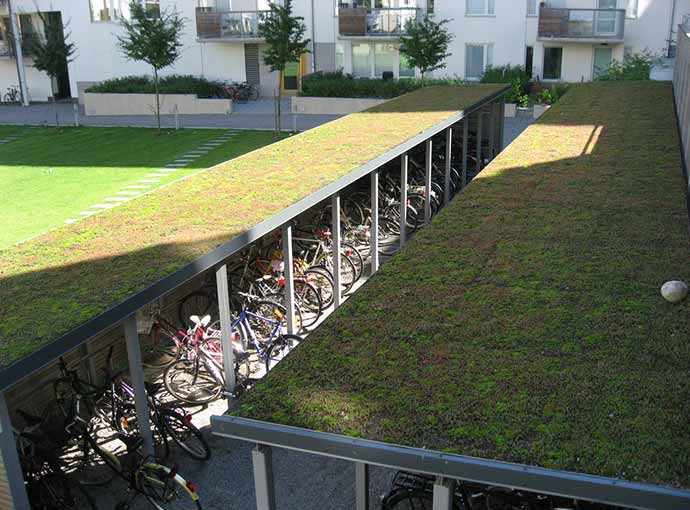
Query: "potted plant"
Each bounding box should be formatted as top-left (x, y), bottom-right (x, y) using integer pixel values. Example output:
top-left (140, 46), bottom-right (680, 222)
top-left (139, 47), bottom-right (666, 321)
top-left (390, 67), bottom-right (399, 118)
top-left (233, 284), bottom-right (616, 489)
top-left (533, 87), bottom-right (556, 119)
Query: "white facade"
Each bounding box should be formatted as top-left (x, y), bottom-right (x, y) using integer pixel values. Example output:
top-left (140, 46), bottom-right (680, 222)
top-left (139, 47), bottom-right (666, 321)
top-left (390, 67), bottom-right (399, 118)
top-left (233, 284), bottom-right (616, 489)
top-left (0, 0), bottom-right (688, 103)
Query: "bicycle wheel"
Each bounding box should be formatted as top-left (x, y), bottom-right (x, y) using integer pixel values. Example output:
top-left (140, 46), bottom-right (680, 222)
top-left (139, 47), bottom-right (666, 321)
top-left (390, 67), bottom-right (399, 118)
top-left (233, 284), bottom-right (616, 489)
top-left (29, 471), bottom-right (97, 510)
top-left (293, 279), bottom-right (323, 328)
top-left (303, 267), bottom-right (334, 309)
top-left (343, 243), bottom-right (364, 282)
top-left (160, 409), bottom-right (211, 461)
top-left (178, 290), bottom-right (218, 328)
top-left (265, 334), bottom-right (301, 372)
top-left (244, 299), bottom-right (302, 342)
top-left (137, 462), bottom-right (202, 510)
top-left (163, 358), bottom-right (222, 405)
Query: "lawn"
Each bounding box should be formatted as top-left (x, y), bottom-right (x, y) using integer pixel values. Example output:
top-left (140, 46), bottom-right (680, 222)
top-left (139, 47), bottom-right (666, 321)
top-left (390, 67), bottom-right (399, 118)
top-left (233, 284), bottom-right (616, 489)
top-left (0, 126), bottom-right (282, 249)
top-left (0, 84), bottom-right (504, 371)
top-left (235, 82), bottom-right (690, 489)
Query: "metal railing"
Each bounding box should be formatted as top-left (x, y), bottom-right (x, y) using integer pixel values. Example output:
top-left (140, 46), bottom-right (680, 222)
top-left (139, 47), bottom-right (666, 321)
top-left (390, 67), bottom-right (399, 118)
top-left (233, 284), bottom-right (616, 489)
top-left (196, 7), bottom-right (270, 40)
top-left (538, 6), bottom-right (625, 41)
top-left (338, 7), bottom-right (421, 37)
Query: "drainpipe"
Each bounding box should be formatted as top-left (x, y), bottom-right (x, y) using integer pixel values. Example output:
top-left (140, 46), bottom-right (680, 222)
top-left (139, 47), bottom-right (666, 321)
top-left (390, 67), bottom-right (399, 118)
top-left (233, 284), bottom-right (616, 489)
top-left (668, 0), bottom-right (678, 58)
top-left (7, 0), bottom-right (29, 106)
top-left (310, 0), bottom-right (316, 72)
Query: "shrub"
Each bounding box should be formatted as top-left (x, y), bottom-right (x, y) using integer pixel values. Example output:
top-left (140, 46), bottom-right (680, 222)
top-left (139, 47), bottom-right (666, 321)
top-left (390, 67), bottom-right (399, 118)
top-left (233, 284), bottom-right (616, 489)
top-left (595, 52), bottom-right (656, 81)
top-left (87, 74), bottom-right (225, 98)
top-left (299, 70), bottom-right (465, 99)
top-left (534, 83), bottom-right (569, 105)
top-left (481, 65), bottom-right (530, 104)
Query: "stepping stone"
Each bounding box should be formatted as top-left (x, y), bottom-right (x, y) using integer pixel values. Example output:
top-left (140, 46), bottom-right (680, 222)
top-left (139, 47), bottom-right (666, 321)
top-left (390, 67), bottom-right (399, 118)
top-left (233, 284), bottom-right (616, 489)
top-left (138, 179), bottom-right (160, 184)
top-left (173, 159), bottom-right (193, 163)
top-left (79, 211), bottom-right (95, 217)
top-left (124, 185), bottom-right (148, 190)
top-left (64, 218), bottom-right (78, 225)
top-left (91, 203), bottom-right (115, 210)
top-left (156, 168), bottom-right (177, 173)
top-left (165, 163), bottom-right (187, 168)
top-left (179, 154), bottom-right (201, 159)
top-left (105, 197), bottom-right (130, 203)
top-left (116, 190), bottom-right (142, 196)
top-left (187, 151), bottom-right (208, 155)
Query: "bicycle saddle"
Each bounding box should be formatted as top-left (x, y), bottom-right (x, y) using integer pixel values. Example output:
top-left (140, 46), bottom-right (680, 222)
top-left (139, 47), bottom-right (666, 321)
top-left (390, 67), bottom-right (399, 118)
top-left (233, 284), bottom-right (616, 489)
top-left (117, 433), bottom-right (144, 453)
top-left (189, 315), bottom-right (211, 327)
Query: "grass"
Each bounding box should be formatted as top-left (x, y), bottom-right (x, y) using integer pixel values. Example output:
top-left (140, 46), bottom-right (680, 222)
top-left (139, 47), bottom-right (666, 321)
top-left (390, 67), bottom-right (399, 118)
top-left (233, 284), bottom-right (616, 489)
top-left (235, 82), bottom-right (690, 489)
top-left (0, 126), bottom-right (282, 249)
top-left (0, 84), bottom-right (504, 369)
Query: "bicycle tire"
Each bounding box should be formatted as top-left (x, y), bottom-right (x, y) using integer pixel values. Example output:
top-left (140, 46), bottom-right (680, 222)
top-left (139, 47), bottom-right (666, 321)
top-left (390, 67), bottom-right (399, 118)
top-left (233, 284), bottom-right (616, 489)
top-left (265, 334), bottom-right (301, 372)
top-left (178, 290), bottom-right (218, 328)
top-left (303, 267), bottom-right (334, 309)
top-left (137, 462), bottom-right (202, 510)
top-left (293, 279), bottom-right (323, 328)
top-left (160, 409), bottom-right (211, 461)
top-left (163, 358), bottom-right (223, 405)
top-left (29, 471), bottom-right (98, 510)
top-left (343, 243), bottom-right (364, 282)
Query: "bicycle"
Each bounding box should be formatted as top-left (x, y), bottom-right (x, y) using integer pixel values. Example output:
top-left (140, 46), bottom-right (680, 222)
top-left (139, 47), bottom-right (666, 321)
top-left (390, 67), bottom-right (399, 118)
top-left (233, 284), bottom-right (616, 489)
top-left (3, 85), bottom-right (20, 103)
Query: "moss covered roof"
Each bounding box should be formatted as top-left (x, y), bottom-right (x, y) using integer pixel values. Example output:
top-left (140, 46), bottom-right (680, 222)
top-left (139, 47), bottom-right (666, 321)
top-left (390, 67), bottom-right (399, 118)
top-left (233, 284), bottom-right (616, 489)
top-left (236, 82), bottom-right (690, 490)
top-left (0, 84), bottom-right (503, 372)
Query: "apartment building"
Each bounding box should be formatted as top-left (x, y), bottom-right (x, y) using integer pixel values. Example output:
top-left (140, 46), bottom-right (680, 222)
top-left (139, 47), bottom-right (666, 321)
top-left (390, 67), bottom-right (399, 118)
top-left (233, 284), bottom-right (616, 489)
top-left (0, 0), bottom-right (688, 103)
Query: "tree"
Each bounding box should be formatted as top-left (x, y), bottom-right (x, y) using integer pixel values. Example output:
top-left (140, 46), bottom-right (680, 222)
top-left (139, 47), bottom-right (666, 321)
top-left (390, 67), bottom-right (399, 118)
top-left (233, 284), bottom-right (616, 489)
top-left (399, 16), bottom-right (453, 80)
top-left (30, 11), bottom-right (76, 99)
top-left (258, 0), bottom-right (310, 133)
top-left (117, 0), bottom-right (184, 131)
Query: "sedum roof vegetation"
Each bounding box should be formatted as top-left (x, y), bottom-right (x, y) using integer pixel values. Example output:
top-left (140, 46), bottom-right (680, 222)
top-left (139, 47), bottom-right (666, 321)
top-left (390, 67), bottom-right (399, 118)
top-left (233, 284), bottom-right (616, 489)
top-left (236, 82), bottom-right (690, 489)
top-left (0, 84), bottom-right (504, 371)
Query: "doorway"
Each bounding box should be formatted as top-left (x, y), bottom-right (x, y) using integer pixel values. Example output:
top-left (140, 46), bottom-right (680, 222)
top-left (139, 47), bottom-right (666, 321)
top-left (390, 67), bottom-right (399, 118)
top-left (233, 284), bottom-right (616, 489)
top-left (593, 46), bottom-right (613, 78)
top-left (525, 46), bottom-right (533, 77)
top-left (280, 53), bottom-right (308, 96)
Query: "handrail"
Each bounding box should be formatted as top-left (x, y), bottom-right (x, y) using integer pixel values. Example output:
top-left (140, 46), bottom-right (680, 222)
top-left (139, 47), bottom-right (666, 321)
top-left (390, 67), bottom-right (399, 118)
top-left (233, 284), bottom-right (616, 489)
top-left (211, 415), bottom-right (690, 510)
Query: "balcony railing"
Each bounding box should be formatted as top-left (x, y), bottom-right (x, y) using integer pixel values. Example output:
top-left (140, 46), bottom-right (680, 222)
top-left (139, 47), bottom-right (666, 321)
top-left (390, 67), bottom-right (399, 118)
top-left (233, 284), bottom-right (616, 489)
top-left (196, 7), bottom-right (270, 40)
top-left (338, 7), bottom-right (421, 37)
top-left (538, 7), bottom-right (625, 42)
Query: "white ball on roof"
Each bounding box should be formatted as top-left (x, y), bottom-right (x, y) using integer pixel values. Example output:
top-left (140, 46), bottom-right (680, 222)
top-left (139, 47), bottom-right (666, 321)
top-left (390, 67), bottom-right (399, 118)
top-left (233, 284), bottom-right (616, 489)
top-left (660, 280), bottom-right (688, 303)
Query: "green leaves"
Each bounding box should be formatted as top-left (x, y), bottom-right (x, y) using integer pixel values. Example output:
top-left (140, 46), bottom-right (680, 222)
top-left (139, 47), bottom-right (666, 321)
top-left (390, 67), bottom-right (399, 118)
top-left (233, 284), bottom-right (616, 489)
top-left (258, 0), bottom-right (310, 74)
top-left (29, 12), bottom-right (76, 81)
top-left (399, 15), bottom-right (453, 78)
top-left (116, 0), bottom-right (184, 72)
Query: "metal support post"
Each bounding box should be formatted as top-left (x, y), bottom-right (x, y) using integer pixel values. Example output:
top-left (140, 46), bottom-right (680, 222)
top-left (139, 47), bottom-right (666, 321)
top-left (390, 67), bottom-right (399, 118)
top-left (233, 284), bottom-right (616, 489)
top-left (432, 476), bottom-right (456, 510)
top-left (8, 0), bottom-right (29, 107)
top-left (400, 153), bottom-right (408, 247)
top-left (0, 392), bottom-right (30, 509)
top-left (355, 462), bottom-right (370, 510)
top-left (215, 263), bottom-right (237, 395)
top-left (444, 127), bottom-right (452, 205)
top-left (370, 171), bottom-right (379, 274)
top-left (332, 193), bottom-right (342, 307)
top-left (476, 112), bottom-right (483, 176)
top-left (252, 444), bottom-right (277, 510)
top-left (425, 139), bottom-right (433, 223)
top-left (498, 100), bottom-right (505, 153)
top-left (488, 105), bottom-right (496, 160)
top-left (282, 224), bottom-right (296, 334)
top-left (462, 117), bottom-right (469, 188)
top-left (123, 315), bottom-right (154, 457)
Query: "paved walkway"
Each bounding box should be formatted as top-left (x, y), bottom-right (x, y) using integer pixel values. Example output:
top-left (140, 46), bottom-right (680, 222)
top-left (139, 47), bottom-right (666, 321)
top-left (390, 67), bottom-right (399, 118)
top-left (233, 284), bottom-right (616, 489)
top-left (0, 101), bottom-right (533, 146)
top-left (0, 100), bottom-right (337, 131)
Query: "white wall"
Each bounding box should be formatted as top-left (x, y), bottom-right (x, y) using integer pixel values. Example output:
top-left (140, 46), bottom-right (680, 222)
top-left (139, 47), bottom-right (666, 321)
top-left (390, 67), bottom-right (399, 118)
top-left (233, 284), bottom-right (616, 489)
top-left (625, 0), bottom-right (690, 56)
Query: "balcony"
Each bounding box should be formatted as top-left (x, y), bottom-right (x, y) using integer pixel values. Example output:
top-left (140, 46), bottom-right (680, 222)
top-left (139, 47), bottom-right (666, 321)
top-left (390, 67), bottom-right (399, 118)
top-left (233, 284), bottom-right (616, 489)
top-left (538, 6), bottom-right (625, 43)
top-left (196, 8), bottom-right (270, 41)
top-left (338, 7), bottom-right (421, 38)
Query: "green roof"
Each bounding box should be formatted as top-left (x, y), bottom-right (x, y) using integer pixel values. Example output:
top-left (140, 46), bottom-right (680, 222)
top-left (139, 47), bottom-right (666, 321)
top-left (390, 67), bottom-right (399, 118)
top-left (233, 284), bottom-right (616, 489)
top-left (235, 82), bottom-right (690, 490)
top-left (0, 84), bottom-right (503, 372)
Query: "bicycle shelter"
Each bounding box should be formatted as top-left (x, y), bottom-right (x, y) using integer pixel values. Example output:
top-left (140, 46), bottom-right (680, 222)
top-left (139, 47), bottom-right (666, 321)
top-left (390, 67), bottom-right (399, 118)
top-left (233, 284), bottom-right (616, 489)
top-left (0, 84), bottom-right (507, 508)
top-left (212, 82), bottom-right (690, 510)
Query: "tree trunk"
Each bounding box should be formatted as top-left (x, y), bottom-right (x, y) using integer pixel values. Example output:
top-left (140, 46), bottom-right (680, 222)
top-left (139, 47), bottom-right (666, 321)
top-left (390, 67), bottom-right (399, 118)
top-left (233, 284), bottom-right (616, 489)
top-left (154, 67), bottom-right (161, 133)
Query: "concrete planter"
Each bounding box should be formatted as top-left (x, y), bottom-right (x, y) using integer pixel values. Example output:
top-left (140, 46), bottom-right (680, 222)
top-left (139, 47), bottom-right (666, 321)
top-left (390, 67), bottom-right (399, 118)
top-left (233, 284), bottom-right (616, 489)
top-left (84, 92), bottom-right (232, 116)
top-left (504, 103), bottom-right (517, 118)
top-left (291, 96), bottom-right (387, 115)
top-left (533, 104), bottom-right (551, 119)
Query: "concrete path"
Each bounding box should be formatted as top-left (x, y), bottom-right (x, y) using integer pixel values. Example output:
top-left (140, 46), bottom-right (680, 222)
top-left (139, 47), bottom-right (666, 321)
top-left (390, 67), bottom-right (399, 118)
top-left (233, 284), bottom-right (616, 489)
top-left (0, 101), bottom-right (338, 132)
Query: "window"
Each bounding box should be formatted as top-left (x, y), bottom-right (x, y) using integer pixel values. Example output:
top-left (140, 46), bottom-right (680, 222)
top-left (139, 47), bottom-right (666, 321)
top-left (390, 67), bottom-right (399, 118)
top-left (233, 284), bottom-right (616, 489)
top-left (526, 0), bottom-right (537, 17)
top-left (375, 43), bottom-right (395, 77)
top-left (399, 52), bottom-right (415, 78)
top-left (89, 0), bottom-right (158, 22)
top-left (543, 47), bottom-right (562, 80)
top-left (335, 43), bottom-right (345, 71)
top-left (465, 43), bottom-right (493, 80)
top-left (352, 43), bottom-right (371, 78)
top-left (466, 0), bottom-right (494, 16)
top-left (625, 0), bottom-right (638, 18)
top-left (593, 47), bottom-right (613, 78)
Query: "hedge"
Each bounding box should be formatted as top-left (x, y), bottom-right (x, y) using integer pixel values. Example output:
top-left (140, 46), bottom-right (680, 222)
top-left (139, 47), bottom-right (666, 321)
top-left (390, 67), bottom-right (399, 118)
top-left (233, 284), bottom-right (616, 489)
top-left (86, 75), bottom-right (225, 98)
